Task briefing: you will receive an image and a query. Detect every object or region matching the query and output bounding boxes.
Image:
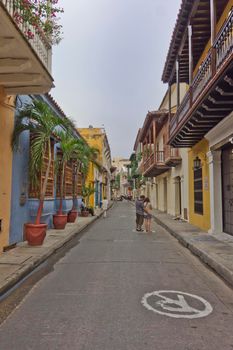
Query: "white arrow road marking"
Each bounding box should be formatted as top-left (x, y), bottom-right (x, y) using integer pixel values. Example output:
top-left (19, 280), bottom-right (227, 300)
top-left (141, 290), bottom-right (213, 319)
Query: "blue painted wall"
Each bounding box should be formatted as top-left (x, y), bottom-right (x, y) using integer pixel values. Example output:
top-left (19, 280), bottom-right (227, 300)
top-left (9, 94), bottom-right (83, 245)
top-left (9, 96), bottom-right (31, 244)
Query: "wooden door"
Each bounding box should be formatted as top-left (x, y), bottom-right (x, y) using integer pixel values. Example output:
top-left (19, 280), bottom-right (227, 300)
top-left (222, 145), bottom-right (233, 235)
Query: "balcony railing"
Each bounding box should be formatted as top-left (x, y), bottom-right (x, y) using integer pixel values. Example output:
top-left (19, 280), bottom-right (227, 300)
top-left (192, 51), bottom-right (212, 101)
top-left (170, 9), bottom-right (233, 139)
top-left (143, 151), bottom-right (165, 173)
top-left (1, 0), bottom-right (51, 71)
top-left (144, 152), bottom-right (155, 172)
top-left (155, 150), bottom-right (165, 164)
top-left (164, 146), bottom-right (179, 160)
top-left (215, 11), bottom-right (233, 68)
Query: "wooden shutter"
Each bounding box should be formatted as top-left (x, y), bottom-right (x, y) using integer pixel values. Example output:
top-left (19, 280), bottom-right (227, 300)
top-left (194, 167), bottom-right (203, 215)
top-left (29, 135), bottom-right (54, 198)
top-left (76, 172), bottom-right (83, 196)
top-left (65, 161), bottom-right (73, 197)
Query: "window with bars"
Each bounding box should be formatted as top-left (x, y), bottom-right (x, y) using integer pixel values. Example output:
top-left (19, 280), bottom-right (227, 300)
top-left (194, 164), bottom-right (203, 215)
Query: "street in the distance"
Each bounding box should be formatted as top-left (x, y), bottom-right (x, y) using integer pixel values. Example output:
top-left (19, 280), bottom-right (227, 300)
top-left (0, 201), bottom-right (233, 350)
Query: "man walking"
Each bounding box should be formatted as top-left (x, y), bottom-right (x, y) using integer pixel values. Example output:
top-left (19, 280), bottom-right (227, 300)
top-left (135, 195), bottom-right (145, 231)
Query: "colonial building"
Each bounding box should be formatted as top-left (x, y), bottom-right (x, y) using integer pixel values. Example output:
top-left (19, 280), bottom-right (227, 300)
top-left (0, 1), bottom-right (54, 251)
top-left (162, 0), bottom-right (233, 233)
top-left (138, 84), bottom-right (189, 219)
top-left (78, 127), bottom-right (112, 207)
top-left (112, 157), bottom-right (131, 197)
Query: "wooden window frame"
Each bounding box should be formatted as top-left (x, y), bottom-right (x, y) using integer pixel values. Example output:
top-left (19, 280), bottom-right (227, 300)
top-left (193, 161), bottom-right (203, 215)
top-left (29, 136), bottom-right (55, 199)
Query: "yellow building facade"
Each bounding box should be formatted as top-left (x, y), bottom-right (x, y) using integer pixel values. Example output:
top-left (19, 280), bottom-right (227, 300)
top-left (186, 1), bottom-right (232, 232)
top-left (188, 139), bottom-right (210, 232)
top-left (78, 127), bottom-right (112, 207)
top-left (0, 88), bottom-right (15, 251)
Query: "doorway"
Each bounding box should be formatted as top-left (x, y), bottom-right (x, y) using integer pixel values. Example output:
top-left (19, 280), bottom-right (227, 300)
top-left (222, 145), bottom-right (233, 235)
top-left (163, 178), bottom-right (167, 213)
top-left (175, 176), bottom-right (182, 216)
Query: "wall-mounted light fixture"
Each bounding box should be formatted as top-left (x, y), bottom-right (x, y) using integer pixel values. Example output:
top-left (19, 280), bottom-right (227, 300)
top-left (193, 156), bottom-right (201, 169)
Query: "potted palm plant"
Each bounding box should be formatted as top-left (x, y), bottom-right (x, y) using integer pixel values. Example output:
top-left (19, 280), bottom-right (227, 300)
top-left (67, 138), bottom-right (87, 223)
top-left (81, 184), bottom-right (96, 216)
top-left (53, 132), bottom-right (79, 229)
top-left (67, 159), bottom-right (80, 223)
top-left (12, 100), bottom-right (69, 245)
top-left (69, 141), bottom-right (99, 219)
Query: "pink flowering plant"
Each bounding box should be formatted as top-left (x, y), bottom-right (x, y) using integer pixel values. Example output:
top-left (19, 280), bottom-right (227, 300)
top-left (13, 0), bottom-right (64, 45)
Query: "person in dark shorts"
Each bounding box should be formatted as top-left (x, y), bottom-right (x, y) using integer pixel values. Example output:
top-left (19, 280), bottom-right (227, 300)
top-left (144, 197), bottom-right (153, 232)
top-left (135, 195), bottom-right (145, 231)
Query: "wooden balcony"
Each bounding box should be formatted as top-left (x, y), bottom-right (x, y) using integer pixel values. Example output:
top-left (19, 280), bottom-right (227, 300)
top-left (169, 10), bottom-right (233, 147)
top-left (0, 0), bottom-right (53, 94)
top-left (164, 146), bottom-right (182, 167)
top-left (143, 151), bottom-right (169, 177)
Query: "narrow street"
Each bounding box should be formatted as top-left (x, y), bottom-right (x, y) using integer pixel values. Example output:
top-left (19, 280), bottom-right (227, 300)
top-left (0, 201), bottom-right (233, 350)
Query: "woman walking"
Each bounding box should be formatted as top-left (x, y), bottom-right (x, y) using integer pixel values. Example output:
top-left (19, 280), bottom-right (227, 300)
top-left (144, 197), bottom-right (153, 233)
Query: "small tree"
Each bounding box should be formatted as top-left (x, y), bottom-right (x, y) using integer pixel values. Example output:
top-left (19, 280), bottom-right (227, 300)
top-left (12, 100), bottom-right (70, 225)
top-left (55, 132), bottom-right (81, 215)
top-left (82, 184), bottom-right (95, 208)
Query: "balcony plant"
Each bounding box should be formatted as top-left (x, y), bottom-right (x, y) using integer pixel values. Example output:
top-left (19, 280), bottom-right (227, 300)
top-left (12, 100), bottom-right (69, 245)
top-left (14, 0), bottom-right (64, 44)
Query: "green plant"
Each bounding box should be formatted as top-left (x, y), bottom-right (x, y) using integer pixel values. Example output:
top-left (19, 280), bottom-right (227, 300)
top-left (12, 100), bottom-right (70, 224)
top-left (57, 137), bottom-right (99, 211)
top-left (55, 132), bottom-right (83, 215)
top-left (68, 138), bottom-right (97, 211)
top-left (82, 184), bottom-right (95, 208)
top-left (112, 173), bottom-right (120, 190)
top-left (14, 0), bottom-right (64, 45)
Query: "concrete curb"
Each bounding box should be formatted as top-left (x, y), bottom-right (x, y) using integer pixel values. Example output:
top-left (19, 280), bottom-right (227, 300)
top-left (0, 203), bottom-right (114, 297)
top-left (129, 200), bottom-right (233, 288)
top-left (152, 214), bottom-right (233, 288)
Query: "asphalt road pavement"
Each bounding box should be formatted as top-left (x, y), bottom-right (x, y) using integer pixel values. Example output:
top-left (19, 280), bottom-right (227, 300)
top-left (0, 201), bottom-right (233, 350)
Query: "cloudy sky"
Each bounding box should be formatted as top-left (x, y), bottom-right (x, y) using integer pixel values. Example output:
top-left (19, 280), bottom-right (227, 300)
top-left (52, 0), bottom-right (181, 158)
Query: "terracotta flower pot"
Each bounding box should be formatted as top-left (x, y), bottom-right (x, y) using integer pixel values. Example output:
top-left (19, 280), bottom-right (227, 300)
top-left (53, 214), bottom-right (67, 229)
top-left (24, 223), bottom-right (47, 246)
top-left (67, 210), bottom-right (78, 223)
top-left (81, 210), bottom-right (89, 217)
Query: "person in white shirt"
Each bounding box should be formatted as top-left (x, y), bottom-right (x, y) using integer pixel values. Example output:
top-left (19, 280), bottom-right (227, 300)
top-left (102, 198), bottom-right (108, 218)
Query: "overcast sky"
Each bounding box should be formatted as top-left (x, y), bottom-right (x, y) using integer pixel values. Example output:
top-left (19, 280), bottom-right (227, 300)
top-left (52, 0), bottom-right (181, 158)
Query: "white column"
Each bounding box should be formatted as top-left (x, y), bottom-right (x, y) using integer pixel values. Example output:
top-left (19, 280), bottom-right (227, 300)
top-left (207, 150), bottom-right (223, 234)
top-left (180, 175), bottom-right (185, 220)
top-left (188, 24), bottom-right (193, 86)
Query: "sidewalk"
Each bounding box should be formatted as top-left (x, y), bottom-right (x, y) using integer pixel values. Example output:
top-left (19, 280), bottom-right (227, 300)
top-left (151, 209), bottom-right (233, 288)
top-left (0, 208), bottom-right (106, 297)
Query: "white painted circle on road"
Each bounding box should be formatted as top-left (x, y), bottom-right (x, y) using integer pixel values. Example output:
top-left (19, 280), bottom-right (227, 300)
top-left (141, 290), bottom-right (213, 319)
